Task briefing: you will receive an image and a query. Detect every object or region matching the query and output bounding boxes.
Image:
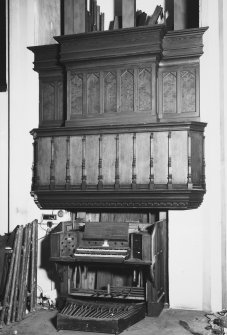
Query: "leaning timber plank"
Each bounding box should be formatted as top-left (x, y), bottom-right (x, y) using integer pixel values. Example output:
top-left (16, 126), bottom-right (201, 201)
top-left (11, 226), bottom-right (23, 322)
top-left (6, 226), bottom-right (23, 325)
top-left (22, 223), bottom-right (32, 319)
top-left (16, 225), bottom-right (29, 321)
top-left (33, 220), bottom-right (38, 311)
top-left (30, 220), bottom-right (38, 312)
top-left (0, 228), bottom-right (19, 327)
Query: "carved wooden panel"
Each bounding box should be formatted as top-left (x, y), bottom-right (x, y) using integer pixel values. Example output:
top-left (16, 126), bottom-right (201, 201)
top-left (87, 73), bottom-right (100, 115)
top-left (171, 131), bottom-right (188, 184)
top-left (163, 72), bottom-right (177, 114)
top-left (120, 70), bottom-right (134, 113)
top-left (181, 70), bottom-right (196, 113)
top-left (37, 137), bottom-right (51, 185)
top-left (138, 68), bottom-right (152, 111)
top-left (153, 132), bottom-right (168, 184)
top-left (42, 82), bottom-right (55, 120)
top-left (86, 135), bottom-right (99, 184)
top-left (70, 136), bottom-right (82, 184)
top-left (71, 73), bottom-right (83, 115)
top-left (191, 131), bottom-right (203, 185)
top-left (54, 137), bottom-right (67, 185)
top-left (119, 134), bottom-right (133, 184)
top-left (102, 135), bottom-right (115, 184)
top-left (136, 133), bottom-right (150, 184)
top-left (104, 72), bottom-right (117, 114)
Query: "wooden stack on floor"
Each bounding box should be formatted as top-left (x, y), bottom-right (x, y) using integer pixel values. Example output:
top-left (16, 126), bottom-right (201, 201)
top-left (0, 220), bottom-right (38, 327)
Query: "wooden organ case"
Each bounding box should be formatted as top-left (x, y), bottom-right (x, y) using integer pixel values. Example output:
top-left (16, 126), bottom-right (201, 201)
top-left (29, 11), bottom-right (207, 334)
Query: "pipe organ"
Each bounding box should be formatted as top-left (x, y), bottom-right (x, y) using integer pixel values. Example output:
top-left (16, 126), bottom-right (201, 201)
top-left (29, 16), bottom-right (207, 334)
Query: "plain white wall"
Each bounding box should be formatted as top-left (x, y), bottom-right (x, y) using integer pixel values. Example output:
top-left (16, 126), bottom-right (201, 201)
top-left (0, 92), bottom-right (8, 235)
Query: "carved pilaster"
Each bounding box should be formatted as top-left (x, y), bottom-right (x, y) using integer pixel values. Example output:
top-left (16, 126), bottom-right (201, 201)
top-left (81, 136), bottom-right (87, 190)
top-left (50, 137), bottom-right (55, 189)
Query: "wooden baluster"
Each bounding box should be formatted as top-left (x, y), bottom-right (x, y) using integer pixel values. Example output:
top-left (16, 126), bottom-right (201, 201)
top-left (50, 137), bottom-right (55, 189)
top-left (149, 132), bottom-right (154, 189)
top-left (115, 134), bottom-right (120, 188)
top-left (187, 131), bottom-right (192, 189)
top-left (32, 133), bottom-right (39, 189)
top-left (65, 136), bottom-right (71, 189)
top-left (168, 132), bottom-right (172, 188)
top-left (132, 133), bottom-right (137, 189)
top-left (202, 134), bottom-right (206, 189)
top-left (81, 135), bottom-right (87, 190)
top-left (98, 134), bottom-right (103, 189)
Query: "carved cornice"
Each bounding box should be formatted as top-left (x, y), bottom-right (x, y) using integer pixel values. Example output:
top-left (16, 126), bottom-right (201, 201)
top-left (55, 25), bottom-right (166, 65)
top-left (162, 27), bottom-right (208, 60)
top-left (31, 189), bottom-right (205, 211)
top-left (30, 121), bottom-right (207, 139)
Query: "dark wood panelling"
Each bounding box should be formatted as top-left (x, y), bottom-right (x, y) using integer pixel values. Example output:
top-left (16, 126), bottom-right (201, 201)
top-left (104, 72), bottom-right (117, 114)
top-left (153, 132), bottom-right (168, 184)
top-left (31, 122), bottom-right (206, 210)
top-left (86, 135), bottom-right (99, 185)
top-left (54, 137), bottom-right (67, 185)
top-left (70, 73), bottom-right (83, 116)
top-left (191, 131), bottom-right (203, 186)
top-left (136, 133), bottom-right (150, 185)
top-left (102, 135), bottom-right (115, 185)
top-left (159, 65), bottom-right (199, 121)
top-left (70, 136), bottom-right (82, 184)
top-left (171, 131), bottom-right (188, 184)
top-left (37, 137), bottom-right (51, 185)
top-left (163, 72), bottom-right (177, 114)
top-left (138, 68), bottom-right (152, 112)
top-left (87, 73), bottom-right (100, 115)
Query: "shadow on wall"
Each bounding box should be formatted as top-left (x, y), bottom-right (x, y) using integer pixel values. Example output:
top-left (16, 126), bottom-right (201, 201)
top-left (39, 233), bottom-right (62, 306)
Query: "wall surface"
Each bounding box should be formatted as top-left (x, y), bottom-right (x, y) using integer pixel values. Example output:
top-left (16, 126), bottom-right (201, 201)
top-left (0, 92), bottom-right (8, 235)
top-left (169, 0), bottom-right (227, 312)
top-left (1, 0), bottom-right (226, 311)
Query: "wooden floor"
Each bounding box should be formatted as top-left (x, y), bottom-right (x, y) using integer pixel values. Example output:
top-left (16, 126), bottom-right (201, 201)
top-left (0, 308), bottom-right (210, 335)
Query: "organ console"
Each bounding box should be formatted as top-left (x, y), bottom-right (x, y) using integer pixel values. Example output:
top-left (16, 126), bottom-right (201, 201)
top-left (50, 218), bottom-right (166, 333)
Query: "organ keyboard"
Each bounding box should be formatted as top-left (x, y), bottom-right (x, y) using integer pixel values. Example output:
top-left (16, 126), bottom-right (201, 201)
top-left (74, 247), bottom-right (129, 260)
